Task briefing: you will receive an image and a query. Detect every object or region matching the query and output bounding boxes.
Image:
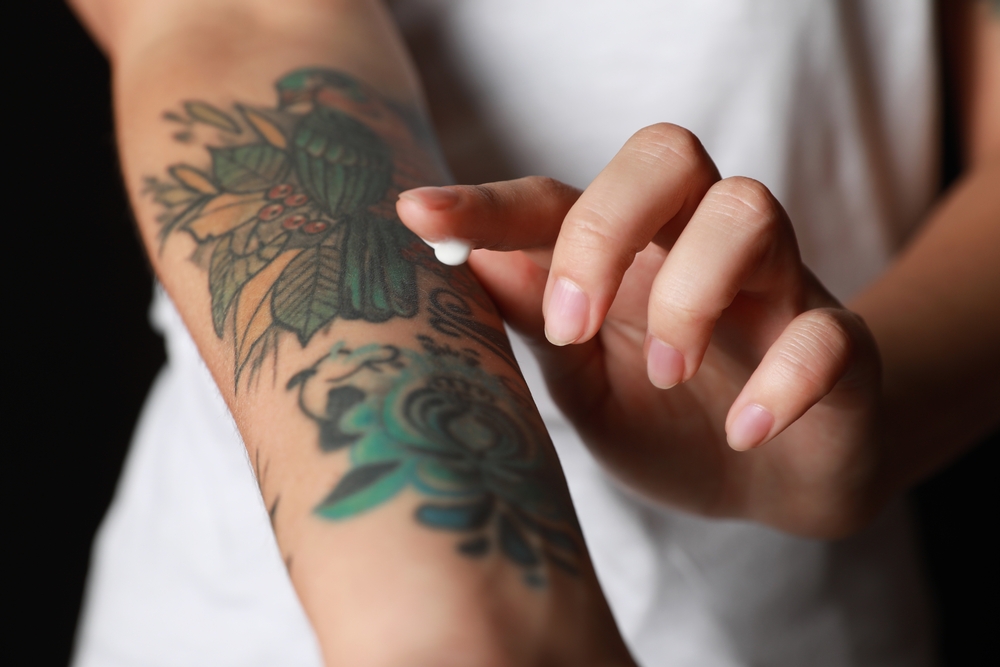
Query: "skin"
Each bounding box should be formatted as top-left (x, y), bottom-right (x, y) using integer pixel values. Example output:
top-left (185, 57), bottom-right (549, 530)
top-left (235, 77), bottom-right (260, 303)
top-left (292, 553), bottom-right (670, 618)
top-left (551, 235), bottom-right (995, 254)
top-left (70, 0), bottom-right (635, 665)
top-left (396, 1), bottom-right (1000, 539)
top-left (66, 0), bottom-right (997, 663)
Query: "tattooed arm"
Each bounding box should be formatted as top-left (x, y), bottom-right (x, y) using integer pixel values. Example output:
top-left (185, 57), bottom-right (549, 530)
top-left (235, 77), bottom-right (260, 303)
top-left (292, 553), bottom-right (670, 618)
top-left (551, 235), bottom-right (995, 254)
top-left (70, 1), bottom-right (634, 664)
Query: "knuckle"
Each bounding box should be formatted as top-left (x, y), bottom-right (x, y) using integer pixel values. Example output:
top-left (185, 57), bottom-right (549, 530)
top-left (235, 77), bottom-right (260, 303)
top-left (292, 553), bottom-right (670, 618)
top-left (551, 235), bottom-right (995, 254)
top-left (709, 177), bottom-right (782, 235)
top-left (633, 121), bottom-right (684, 144)
top-left (468, 183), bottom-right (505, 211)
top-left (630, 123), bottom-right (704, 167)
top-left (655, 281), bottom-right (718, 330)
top-left (725, 177), bottom-right (776, 213)
top-left (566, 208), bottom-right (621, 249)
top-left (771, 345), bottom-right (829, 392)
top-left (563, 212), bottom-right (640, 278)
top-left (800, 309), bottom-right (854, 355)
top-left (524, 174), bottom-right (569, 197)
top-left (772, 310), bottom-right (853, 392)
top-left (526, 175), bottom-right (582, 213)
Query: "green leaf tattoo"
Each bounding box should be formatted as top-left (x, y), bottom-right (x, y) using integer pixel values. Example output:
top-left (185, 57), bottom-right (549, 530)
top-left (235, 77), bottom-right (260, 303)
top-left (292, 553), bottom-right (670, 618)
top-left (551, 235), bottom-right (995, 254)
top-left (184, 101), bottom-right (241, 133)
top-left (272, 244), bottom-right (341, 345)
top-left (210, 144), bottom-right (290, 193)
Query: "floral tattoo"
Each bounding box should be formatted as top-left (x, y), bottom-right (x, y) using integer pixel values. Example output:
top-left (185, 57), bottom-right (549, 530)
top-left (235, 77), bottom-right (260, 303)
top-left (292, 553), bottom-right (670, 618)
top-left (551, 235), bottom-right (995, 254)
top-left (148, 68), bottom-right (447, 381)
top-left (147, 68), bottom-right (580, 586)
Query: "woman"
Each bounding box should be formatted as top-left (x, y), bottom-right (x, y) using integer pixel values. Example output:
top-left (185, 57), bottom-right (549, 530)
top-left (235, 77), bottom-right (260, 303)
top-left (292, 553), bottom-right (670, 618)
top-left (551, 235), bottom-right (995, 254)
top-left (72, 0), bottom-right (998, 664)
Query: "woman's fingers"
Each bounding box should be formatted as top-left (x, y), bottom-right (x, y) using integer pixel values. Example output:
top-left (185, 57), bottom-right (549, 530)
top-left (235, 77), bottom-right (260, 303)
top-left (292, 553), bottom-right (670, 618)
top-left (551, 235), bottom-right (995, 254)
top-left (543, 123), bottom-right (720, 345)
top-left (645, 177), bottom-right (805, 388)
top-left (725, 307), bottom-right (879, 451)
top-left (399, 124), bottom-right (723, 348)
top-left (396, 176), bottom-right (581, 253)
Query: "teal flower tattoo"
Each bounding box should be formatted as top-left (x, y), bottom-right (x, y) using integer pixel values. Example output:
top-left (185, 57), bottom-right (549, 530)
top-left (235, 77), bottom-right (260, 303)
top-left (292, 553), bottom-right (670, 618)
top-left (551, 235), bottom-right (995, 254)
top-left (288, 340), bottom-right (582, 586)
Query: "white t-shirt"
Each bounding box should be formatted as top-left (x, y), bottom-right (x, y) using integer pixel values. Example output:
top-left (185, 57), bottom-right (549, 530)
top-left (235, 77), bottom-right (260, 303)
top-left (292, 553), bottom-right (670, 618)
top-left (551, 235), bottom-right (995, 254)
top-left (74, 1), bottom-right (939, 665)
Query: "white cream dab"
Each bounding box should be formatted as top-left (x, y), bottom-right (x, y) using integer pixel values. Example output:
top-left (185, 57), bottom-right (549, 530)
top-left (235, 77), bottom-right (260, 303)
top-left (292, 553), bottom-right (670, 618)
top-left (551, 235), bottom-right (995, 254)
top-left (424, 238), bottom-right (472, 266)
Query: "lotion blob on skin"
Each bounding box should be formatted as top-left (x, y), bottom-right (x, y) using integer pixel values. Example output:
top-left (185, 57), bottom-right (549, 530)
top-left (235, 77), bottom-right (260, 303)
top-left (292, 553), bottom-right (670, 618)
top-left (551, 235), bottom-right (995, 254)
top-left (424, 238), bottom-right (472, 266)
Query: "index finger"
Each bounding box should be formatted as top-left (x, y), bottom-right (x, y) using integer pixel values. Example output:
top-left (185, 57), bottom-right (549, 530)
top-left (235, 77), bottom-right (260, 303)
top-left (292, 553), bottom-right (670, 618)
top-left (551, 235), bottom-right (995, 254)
top-left (396, 176), bottom-right (582, 251)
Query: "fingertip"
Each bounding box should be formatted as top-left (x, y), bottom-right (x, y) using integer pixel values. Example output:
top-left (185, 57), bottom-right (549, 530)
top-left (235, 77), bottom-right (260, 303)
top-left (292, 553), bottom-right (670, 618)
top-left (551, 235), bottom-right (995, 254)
top-left (726, 403), bottom-right (775, 451)
top-left (395, 194), bottom-right (431, 232)
top-left (646, 337), bottom-right (684, 389)
top-left (397, 188), bottom-right (467, 247)
top-left (544, 278), bottom-right (589, 346)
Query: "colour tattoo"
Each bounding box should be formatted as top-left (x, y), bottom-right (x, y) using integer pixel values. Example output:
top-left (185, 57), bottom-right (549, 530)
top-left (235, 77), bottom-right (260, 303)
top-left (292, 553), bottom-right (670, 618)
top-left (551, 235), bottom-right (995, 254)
top-left (148, 68), bottom-right (447, 381)
top-left (147, 68), bottom-right (580, 586)
top-left (289, 341), bottom-right (582, 586)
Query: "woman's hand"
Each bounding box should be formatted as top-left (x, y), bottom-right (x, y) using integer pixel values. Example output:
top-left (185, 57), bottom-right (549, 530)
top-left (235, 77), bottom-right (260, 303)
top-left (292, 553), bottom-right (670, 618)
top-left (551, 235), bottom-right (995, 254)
top-left (398, 123), bottom-right (884, 538)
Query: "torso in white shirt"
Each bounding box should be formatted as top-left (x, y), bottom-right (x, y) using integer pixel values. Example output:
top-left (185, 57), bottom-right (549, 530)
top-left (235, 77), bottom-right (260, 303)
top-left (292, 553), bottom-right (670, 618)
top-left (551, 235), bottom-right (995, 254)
top-left (74, 2), bottom-right (938, 665)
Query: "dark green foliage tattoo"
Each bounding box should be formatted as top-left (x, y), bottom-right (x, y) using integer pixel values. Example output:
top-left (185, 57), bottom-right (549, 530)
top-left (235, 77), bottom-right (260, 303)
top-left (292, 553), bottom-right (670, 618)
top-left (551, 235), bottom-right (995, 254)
top-left (289, 340), bottom-right (583, 587)
top-left (148, 68), bottom-right (443, 380)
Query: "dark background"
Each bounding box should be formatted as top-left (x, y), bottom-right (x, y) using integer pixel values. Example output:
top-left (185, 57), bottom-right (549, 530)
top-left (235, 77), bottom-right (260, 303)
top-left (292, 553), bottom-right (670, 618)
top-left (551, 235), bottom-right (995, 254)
top-left (17, 2), bottom-right (996, 665)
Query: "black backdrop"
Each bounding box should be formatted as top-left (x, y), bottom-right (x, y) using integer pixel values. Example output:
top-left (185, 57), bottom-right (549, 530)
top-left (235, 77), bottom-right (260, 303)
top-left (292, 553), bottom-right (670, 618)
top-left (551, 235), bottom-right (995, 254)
top-left (17, 2), bottom-right (996, 665)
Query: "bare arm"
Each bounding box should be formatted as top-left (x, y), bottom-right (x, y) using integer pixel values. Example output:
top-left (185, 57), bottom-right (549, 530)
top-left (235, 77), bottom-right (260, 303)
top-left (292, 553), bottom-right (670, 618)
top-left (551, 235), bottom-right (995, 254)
top-left (69, 1), bottom-right (633, 664)
top-left (850, 0), bottom-right (1000, 490)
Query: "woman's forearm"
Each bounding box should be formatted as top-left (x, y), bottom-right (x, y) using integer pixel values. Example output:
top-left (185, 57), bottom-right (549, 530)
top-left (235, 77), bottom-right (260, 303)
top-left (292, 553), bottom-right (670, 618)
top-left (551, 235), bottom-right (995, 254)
top-left (851, 162), bottom-right (1000, 492)
top-left (852, 2), bottom-right (1000, 494)
top-left (78, 1), bottom-right (630, 664)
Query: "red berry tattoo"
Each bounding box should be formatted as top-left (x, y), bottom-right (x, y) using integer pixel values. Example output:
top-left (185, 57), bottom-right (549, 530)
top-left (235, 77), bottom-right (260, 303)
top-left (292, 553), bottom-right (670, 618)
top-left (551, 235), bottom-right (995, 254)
top-left (282, 214), bottom-right (307, 230)
top-left (259, 203), bottom-right (284, 220)
top-left (303, 221), bottom-right (328, 234)
top-left (268, 184), bottom-right (294, 199)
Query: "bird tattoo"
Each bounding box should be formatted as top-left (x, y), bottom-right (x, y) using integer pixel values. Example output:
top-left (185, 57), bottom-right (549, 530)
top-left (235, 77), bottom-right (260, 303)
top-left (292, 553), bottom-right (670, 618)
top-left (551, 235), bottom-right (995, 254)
top-left (150, 68), bottom-right (450, 382)
top-left (277, 68), bottom-right (427, 323)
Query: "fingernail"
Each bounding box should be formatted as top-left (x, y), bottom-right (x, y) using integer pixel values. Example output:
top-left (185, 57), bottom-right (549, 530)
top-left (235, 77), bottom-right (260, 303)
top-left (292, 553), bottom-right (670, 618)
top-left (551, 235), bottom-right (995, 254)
top-left (398, 187), bottom-right (459, 210)
top-left (728, 404), bottom-right (775, 451)
top-left (646, 338), bottom-right (684, 389)
top-left (545, 278), bottom-right (588, 346)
